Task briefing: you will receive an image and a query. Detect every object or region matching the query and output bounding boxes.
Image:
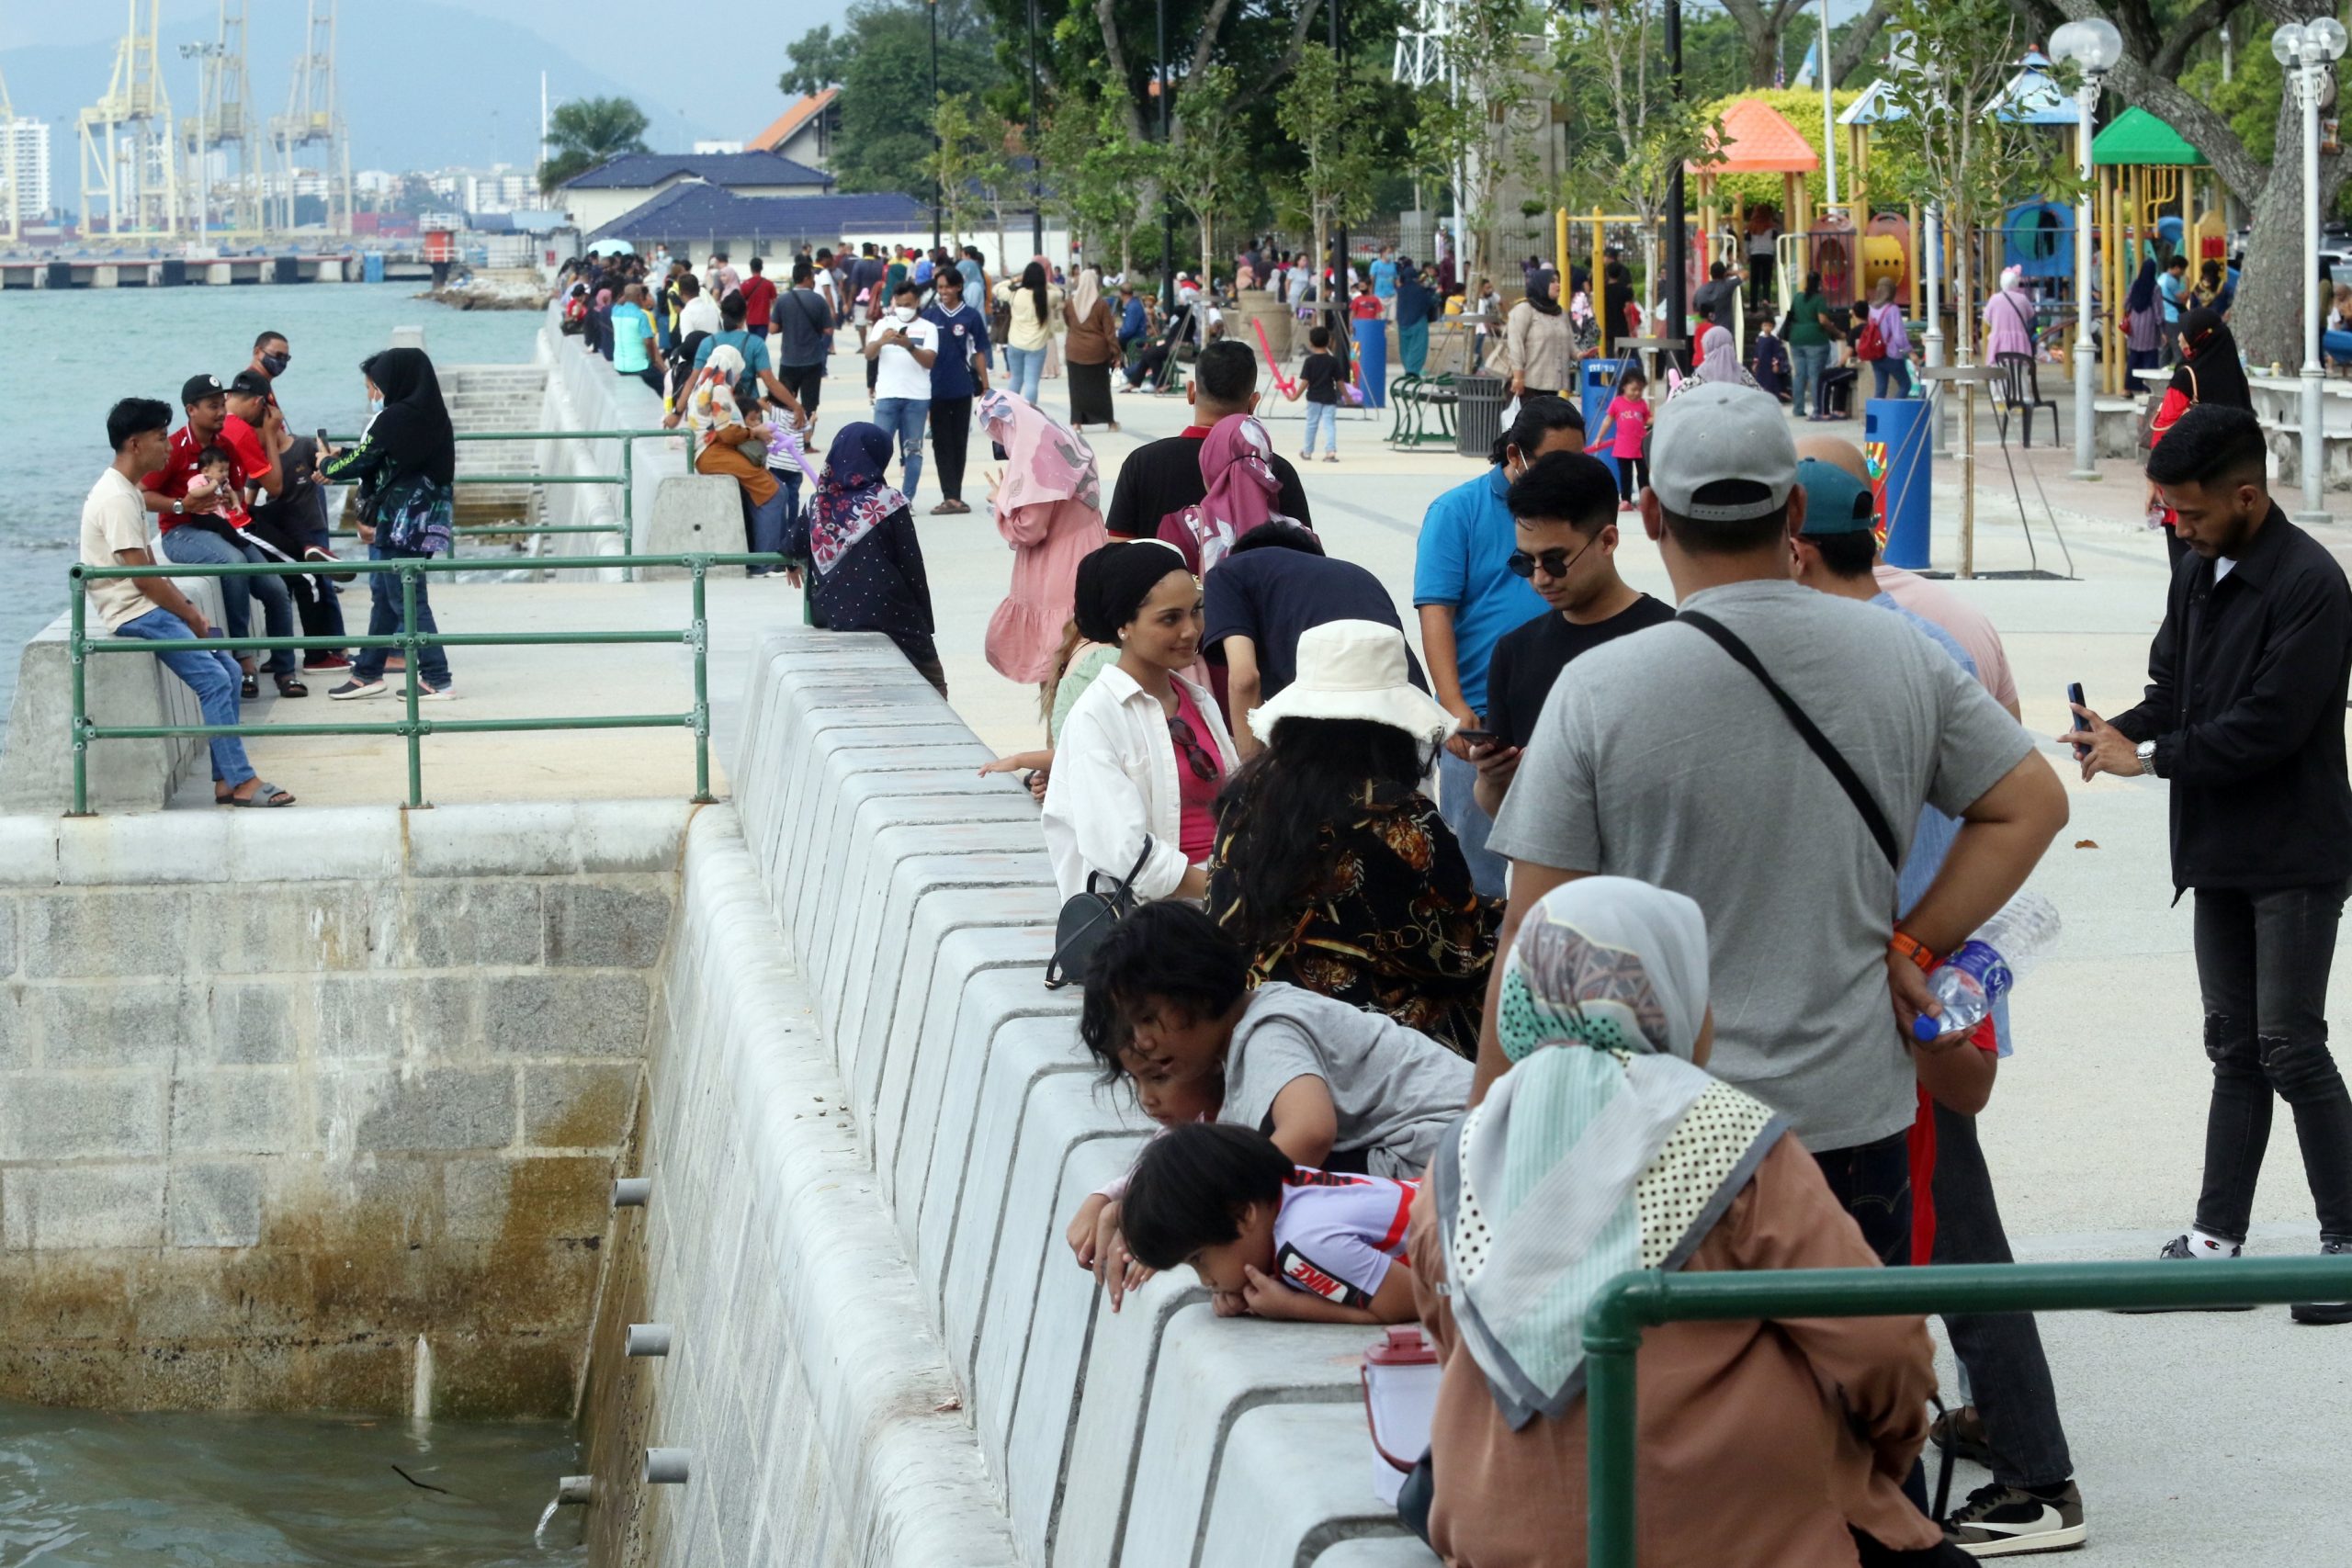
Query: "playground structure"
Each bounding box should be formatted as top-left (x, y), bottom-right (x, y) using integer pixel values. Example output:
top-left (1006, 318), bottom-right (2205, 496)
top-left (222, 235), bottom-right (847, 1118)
top-left (2095, 106), bottom-right (2228, 395)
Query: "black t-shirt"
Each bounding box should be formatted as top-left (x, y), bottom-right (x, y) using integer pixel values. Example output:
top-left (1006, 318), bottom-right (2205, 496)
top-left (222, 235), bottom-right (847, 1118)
top-left (1300, 352), bottom-right (1343, 406)
top-left (1483, 592), bottom-right (1677, 749)
top-left (1693, 277), bottom-right (1740, 325)
top-left (1202, 547), bottom-right (1424, 692)
top-left (1104, 432), bottom-right (1313, 541)
top-left (774, 288), bottom-right (834, 367)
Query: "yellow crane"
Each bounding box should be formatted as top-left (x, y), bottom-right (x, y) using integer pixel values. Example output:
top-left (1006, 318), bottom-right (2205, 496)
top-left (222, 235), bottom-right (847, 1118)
top-left (78, 0), bottom-right (181, 242)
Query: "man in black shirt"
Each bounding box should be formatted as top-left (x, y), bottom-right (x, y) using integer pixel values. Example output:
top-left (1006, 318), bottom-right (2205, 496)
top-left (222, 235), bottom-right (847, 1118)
top-left (1104, 340), bottom-right (1312, 545)
top-left (774, 262), bottom-right (836, 412)
top-left (1203, 521), bottom-right (1423, 757)
top-left (1471, 449), bottom-right (1675, 817)
top-left (1692, 259), bottom-right (1744, 329)
top-left (2072, 405), bottom-right (2352, 1317)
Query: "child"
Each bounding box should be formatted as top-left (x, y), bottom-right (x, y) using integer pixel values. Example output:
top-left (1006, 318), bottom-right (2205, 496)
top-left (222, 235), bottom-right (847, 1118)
top-left (1120, 1122), bottom-right (1419, 1325)
top-left (1080, 901), bottom-right (1472, 1180)
top-left (1750, 322), bottom-right (1792, 402)
top-left (187, 445), bottom-right (246, 527)
top-left (1065, 1066), bottom-right (1223, 1309)
top-left (1591, 370), bottom-right (1651, 510)
top-left (1287, 324), bottom-right (1343, 463)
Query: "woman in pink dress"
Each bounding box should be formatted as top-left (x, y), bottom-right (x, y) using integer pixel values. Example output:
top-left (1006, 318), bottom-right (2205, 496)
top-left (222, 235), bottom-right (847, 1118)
top-left (982, 389), bottom-right (1107, 683)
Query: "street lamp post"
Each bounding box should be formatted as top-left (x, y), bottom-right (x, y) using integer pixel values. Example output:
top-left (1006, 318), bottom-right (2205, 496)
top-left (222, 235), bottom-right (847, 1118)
top-left (2051, 17), bottom-right (2120, 482)
top-left (1665, 0), bottom-right (1687, 373)
top-left (931, 0), bottom-right (943, 247)
top-left (1028, 0), bottom-right (1044, 257)
top-left (2277, 17), bottom-right (2347, 525)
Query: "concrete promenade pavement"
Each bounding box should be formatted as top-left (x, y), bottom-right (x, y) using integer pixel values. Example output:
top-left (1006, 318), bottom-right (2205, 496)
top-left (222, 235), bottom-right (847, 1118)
top-left (219, 344), bottom-right (2352, 1561)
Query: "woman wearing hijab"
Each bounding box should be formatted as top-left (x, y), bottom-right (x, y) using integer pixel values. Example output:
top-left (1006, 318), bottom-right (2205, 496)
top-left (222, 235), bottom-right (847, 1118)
top-left (2123, 258), bottom-right (2165, 375)
top-left (1156, 412), bottom-right (1293, 576)
top-left (1395, 258), bottom-right (1435, 378)
top-left (1864, 276), bottom-right (1913, 400)
top-left (322, 348), bottom-right (458, 701)
top-left (1042, 539), bottom-right (1238, 903)
top-left (2147, 307), bottom-right (2252, 569)
top-left (1505, 268), bottom-right (1574, 400)
top-left (1062, 266), bottom-right (1122, 432)
top-left (1982, 265), bottom-right (2038, 364)
top-left (1693, 323), bottom-right (1743, 386)
top-left (1208, 620), bottom-right (1497, 1056)
top-left (1408, 878), bottom-right (1945, 1568)
top-left (992, 258), bottom-right (1066, 405)
top-left (784, 423), bottom-right (944, 694)
top-left (982, 389), bottom-right (1108, 684)
top-left (684, 344), bottom-right (788, 578)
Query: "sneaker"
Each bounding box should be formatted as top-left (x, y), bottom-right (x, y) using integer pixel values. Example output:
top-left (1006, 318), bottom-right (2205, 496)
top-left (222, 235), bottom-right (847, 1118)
top-left (415, 682), bottom-right (455, 702)
top-left (1943, 1480), bottom-right (2086, 1557)
top-left (328, 677), bottom-right (386, 701)
top-left (304, 652), bottom-right (352, 671)
top-left (2290, 1238), bottom-right (2352, 1325)
top-left (2111, 1234), bottom-right (2256, 1313)
top-left (1928, 1404), bottom-right (1999, 1470)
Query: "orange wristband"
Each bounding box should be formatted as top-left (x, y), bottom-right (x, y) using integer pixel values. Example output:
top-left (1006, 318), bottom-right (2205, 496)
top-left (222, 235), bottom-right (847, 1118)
top-left (1888, 931), bottom-right (1937, 972)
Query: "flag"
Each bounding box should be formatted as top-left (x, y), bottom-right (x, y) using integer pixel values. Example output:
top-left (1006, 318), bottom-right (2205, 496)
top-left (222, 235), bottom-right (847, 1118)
top-left (1792, 37), bottom-right (1819, 88)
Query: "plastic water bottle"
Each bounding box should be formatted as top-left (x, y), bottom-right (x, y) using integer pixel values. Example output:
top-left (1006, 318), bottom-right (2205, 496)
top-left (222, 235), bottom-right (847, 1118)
top-left (1911, 891), bottom-right (2062, 1043)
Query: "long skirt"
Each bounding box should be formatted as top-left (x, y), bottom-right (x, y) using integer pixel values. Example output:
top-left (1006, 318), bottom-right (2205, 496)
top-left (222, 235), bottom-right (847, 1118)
top-left (1400, 321), bottom-right (1430, 377)
top-left (1068, 359), bottom-right (1116, 426)
top-left (1354, 317), bottom-right (1389, 408)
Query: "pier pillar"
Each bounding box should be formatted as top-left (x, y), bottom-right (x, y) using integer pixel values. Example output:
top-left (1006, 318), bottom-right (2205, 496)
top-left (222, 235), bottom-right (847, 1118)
top-left (207, 262), bottom-right (232, 286)
top-left (90, 265), bottom-right (119, 288)
top-left (313, 257), bottom-right (347, 284)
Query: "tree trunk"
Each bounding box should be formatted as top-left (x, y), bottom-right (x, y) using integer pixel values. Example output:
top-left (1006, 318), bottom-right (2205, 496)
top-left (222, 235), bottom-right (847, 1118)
top-left (2233, 164), bottom-right (2338, 374)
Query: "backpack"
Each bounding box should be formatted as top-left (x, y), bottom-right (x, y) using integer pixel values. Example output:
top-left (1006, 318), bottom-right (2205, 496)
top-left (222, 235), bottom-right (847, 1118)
top-left (1856, 309), bottom-right (1887, 362)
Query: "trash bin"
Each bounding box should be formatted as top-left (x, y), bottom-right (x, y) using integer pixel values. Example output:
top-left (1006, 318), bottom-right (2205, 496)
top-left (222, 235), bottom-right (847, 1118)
top-left (1580, 358), bottom-right (1627, 486)
top-left (1867, 396), bottom-right (1936, 570)
top-left (1454, 374), bottom-right (1509, 459)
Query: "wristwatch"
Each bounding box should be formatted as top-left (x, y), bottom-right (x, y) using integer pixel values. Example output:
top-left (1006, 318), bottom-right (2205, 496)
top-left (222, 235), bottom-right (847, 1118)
top-left (2135, 739), bottom-right (2159, 776)
top-left (171, 498), bottom-right (185, 514)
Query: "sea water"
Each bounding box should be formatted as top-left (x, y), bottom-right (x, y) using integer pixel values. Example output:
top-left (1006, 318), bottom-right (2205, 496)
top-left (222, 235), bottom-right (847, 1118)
top-left (0, 1399), bottom-right (591, 1565)
top-left (0, 282), bottom-right (541, 736)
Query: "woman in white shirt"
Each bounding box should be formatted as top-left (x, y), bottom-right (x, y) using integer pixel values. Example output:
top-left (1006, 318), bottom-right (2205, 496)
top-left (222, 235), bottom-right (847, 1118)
top-left (1042, 540), bottom-right (1238, 903)
top-left (992, 259), bottom-right (1067, 405)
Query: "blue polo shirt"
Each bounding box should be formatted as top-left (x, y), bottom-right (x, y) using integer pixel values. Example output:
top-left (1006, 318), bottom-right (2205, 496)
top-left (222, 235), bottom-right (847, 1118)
top-left (1411, 466), bottom-right (1547, 715)
top-left (922, 300), bottom-right (991, 398)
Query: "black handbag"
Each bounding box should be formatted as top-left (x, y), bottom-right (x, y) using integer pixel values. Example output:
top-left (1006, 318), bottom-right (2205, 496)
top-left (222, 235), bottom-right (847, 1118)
top-left (1044, 837), bottom-right (1155, 989)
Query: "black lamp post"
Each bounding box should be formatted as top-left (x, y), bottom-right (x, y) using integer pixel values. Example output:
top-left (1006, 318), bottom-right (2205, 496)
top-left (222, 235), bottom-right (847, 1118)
top-left (1029, 0), bottom-right (1045, 255)
top-left (931, 0), bottom-right (943, 246)
top-left (1329, 0), bottom-right (1351, 373)
top-left (1663, 0), bottom-right (1687, 372)
top-left (1158, 0), bottom-right (1175, 310)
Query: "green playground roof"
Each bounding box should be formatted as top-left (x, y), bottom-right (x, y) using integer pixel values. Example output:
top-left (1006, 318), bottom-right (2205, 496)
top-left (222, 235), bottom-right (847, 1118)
top-left (2092, 106), bottom-right (2209, 167)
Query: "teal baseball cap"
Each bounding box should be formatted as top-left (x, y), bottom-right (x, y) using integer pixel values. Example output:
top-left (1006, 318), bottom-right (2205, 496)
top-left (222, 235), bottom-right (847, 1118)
top-left (1795, 457), bottom-right (1877, 536)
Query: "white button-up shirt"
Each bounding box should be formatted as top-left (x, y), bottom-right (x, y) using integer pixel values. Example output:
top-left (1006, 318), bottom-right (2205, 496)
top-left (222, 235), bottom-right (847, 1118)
top-left (1041, 661), bottom-right (1240, 902)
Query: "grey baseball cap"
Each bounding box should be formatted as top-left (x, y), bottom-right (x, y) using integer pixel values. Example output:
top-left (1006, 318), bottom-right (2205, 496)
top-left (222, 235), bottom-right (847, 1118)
top-left (1650, 381), bottom-right (1797, 522)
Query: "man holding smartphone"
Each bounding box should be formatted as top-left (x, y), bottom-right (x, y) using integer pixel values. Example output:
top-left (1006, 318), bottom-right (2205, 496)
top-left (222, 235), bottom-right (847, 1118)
top-left (2067, 405), bottom-right (2352, 1321)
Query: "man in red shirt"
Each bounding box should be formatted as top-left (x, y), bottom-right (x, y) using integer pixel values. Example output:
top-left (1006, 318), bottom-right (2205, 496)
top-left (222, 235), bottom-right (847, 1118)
top-left (739, 255), bottom-right (778, 337)
top-left (138, 373), bottom-right (305, 697)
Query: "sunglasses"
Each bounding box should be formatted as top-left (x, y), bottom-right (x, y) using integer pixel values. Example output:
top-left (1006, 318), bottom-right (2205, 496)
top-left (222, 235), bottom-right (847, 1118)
top-left (1167, 715), bottom-right (1220, 782)
top-left (1506, 537), bottom-right (1596, 581)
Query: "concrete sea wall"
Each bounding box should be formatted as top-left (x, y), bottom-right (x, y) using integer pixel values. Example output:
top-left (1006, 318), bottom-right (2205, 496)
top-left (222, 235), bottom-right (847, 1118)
top-left (0, 801), bottom-right (684, 1417)
top-left (585, 629), bottom-right (1438, 1567)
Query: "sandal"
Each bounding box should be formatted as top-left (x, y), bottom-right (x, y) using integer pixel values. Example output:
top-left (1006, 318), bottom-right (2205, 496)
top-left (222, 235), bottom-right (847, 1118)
top-left (275, 674), bottom-right (309, 698)
top-left (223, 782), bottom-right (296, 807)
top-left (240, 674), bottom-right (259, 699)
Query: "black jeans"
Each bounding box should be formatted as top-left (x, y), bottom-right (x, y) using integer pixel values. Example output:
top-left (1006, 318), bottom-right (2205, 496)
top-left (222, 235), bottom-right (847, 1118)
top-left (2191, 881), bottom-right (2352, 1245)
top-left (1613, 454), bottom-right (1648, 502)
top-left (1930, 1103), bottom-right (2074, 1490)
top-left (931, 395), bottom-right (974, 502)
top-left (1815, 1129), bottom-right (1913, 1267)
top-left (779, 360), bottom-right (825, 414)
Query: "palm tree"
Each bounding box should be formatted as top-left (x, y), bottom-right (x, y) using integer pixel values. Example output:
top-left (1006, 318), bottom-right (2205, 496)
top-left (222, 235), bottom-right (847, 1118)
top-left (538, 97), bottom-right (654, 197)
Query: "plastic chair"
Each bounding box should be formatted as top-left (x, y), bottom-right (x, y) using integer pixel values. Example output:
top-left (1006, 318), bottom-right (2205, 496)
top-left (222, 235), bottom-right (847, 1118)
top-left (1993, 353), bottom-right (2059, 448)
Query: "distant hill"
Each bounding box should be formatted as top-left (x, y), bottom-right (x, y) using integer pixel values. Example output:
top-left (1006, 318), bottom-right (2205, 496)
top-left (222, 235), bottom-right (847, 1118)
top-left (0, 0), bottom-right (800, 216)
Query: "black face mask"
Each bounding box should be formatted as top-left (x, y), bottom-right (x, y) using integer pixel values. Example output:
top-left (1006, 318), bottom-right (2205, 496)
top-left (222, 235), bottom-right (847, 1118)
top-left (260, 353), bottom-right (290, 377)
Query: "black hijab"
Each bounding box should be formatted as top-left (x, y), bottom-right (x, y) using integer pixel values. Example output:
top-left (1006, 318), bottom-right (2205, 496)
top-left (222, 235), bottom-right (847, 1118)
top-left (360, 347), bottom-right (458, 487)
top-left (1073, 539), bottom-right (1188, 644)
top-left (2172, 308), bottom-right (2251, 412)
top-left (1525, 266), bottom-right (1562, 317)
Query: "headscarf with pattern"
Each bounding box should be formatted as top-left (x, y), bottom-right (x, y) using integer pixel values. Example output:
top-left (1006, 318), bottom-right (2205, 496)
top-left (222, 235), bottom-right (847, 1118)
top-left (807, 423), bottom-right (909, 577)
top-left (1431, 876), bottom-right (1785, 1428)
top-left (981, 389), bottom-right (1101, 516)
top-left (1159, 412), bottom-right (1290, 573)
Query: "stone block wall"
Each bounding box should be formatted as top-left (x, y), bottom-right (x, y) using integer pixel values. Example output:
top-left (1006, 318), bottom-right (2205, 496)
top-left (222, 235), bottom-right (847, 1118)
top-left (0, 801), bottom-right (686, 1417)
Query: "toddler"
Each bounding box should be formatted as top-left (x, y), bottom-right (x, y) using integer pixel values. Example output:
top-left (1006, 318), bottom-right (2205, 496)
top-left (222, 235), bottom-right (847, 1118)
top-left (1120, 1122), bottom-right (1419, 1325)
top-left (186, 445), bottom-right (244, 523)
top-left (1287, 323), bottom-right (1343, 463)
top-left (1066, 1067), bottom-right (1222, 1310)
top-left (1591, 369), bottom-right (1651, 510)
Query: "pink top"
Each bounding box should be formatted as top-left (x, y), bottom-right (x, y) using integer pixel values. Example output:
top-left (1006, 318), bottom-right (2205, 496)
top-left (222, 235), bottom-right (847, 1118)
top-left (1170, 682), bottom-right (1224, 862)
top-left (1607, 395), bottom-right (1650, 460)
top-left (981, 390), bottom-right (1109, 683)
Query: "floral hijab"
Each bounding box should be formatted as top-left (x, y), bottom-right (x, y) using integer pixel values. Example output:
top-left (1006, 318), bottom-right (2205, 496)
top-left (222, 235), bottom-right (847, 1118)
top-left (807, 423), bottom-right (908, 577)
top-left (981, 389), bottom-right (1101, 515)
top-left (1161, 412), bottom-right (1289, 573)
top-left (1432, 877), bottom-right (1783, 1428)
top-left (685, 345), bottom-right (749, 451)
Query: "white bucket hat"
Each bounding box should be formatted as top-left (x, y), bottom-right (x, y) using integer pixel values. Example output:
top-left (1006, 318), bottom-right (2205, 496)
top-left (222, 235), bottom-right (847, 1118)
top-left (1247, 620), bottom-right (1458, 750)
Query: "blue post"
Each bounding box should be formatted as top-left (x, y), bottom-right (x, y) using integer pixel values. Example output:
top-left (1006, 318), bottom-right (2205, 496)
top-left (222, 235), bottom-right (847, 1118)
top-left (1869, 395), bottom-right (1937, 570)
top-left (1582, 358), bottom-right (1626, 489)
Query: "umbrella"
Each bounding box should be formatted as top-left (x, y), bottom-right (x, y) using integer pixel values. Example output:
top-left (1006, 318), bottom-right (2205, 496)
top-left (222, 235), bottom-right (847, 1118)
top-left (587, 238), bottom-right (637, 256)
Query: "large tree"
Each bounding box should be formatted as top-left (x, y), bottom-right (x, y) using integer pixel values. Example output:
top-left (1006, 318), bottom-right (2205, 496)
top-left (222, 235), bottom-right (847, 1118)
top-left (1277, 43), bottom-right (1379, 298)
top-left (537, 97), bottom-right (650, 196)
top-left (2012, 0), bottom-right (2349, 368)
top-left (783, 0), bottom-right (1006, 199)
top-left (1556, 0), bottom-right (1726, 299)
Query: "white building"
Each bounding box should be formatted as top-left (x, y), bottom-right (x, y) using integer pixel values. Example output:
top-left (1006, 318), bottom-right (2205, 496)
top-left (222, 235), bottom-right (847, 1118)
top-left (10, 118), bottom-right (54, 221)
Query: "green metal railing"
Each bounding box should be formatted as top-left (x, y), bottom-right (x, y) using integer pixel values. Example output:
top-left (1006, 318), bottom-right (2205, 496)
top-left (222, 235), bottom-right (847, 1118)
top-left (320, 429), bottom-right (674, 576)
top-left (68, 551), bottom-right (783, 814)
top-left (1581, 1253), bottom-right (2352, 1565)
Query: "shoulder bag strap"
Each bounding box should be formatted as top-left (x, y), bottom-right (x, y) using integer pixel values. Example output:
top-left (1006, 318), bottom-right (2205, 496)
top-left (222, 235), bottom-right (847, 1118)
top-left (1679, 611), bottom-right (1899, 869)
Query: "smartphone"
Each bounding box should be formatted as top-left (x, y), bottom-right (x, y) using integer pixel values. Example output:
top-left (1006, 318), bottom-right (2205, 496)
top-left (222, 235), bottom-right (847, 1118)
top-left (2066, 682), bottom-right (2089, 757)
top-left (1457, 728), bottom-right (1498, 748)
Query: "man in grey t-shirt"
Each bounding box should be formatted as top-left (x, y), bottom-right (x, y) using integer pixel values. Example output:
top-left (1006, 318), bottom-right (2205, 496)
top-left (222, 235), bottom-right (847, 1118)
top-left (1482, 382), bottom-right (2067, 1263)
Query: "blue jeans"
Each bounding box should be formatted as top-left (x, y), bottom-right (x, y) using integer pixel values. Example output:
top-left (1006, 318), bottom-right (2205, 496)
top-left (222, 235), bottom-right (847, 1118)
top-left (113, 606), bottom-right (254, 786)
top-left (1436, 747), bottom-right (1508, 898)
top-left (1002, 344), bottom-right (1046, 403)
top-left (353, 543), bottom-right (451, 687)
top-left (872, 396), bottom-right (930, 497)
top-left (1870, 358), bottom-right (1913, 400)
top-left (1303, 400), bottom-right (1338, 456)
top-left (2326, 329), bottom-right (2352, 367)
top-left (1792, 343), bottom-right (1831, 416)
top-left (159, 525), bottom-right (295, 675)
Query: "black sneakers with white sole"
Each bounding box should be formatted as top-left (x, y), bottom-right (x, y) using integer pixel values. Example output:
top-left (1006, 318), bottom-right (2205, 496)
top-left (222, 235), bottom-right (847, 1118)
top-left (2110, 1234), bottom-right (2256, 1313)
top-left (1943, 1480), bottom-right (2086, 1557)
top-left (2290, 1238), bottom-right (2352, 1325)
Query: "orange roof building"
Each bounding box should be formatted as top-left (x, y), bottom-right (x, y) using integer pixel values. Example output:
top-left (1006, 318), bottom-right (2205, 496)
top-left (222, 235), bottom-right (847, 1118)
top-left (752, 88), bottom-right (841, 172)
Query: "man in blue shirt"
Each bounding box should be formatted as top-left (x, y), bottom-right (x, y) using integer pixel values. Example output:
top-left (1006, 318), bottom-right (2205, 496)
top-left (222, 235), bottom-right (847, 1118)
top-left (922, 265), bottom-right (992, 514)
top-left (1371, 246), bottom-right (1398, 317)
top-left (1412, 394), bottom-right (1586, 895)
top-left (2157, 253), bottom-right (2189, 364)
top-left (1117, 285), bottom-right (1148, 365)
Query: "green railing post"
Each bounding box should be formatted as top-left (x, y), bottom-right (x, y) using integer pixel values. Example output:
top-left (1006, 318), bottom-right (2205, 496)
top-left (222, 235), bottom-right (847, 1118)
top-left (621, 437), bottom-right (637, 584)
top-left (1582, 1272), bottom-right (1653, 1568)
top-left (689, 558), bottom-right (713, 804)
top-left (68, 570), bottom-right (90, 818)
top-left (401, 562), bottom-right (425, 809)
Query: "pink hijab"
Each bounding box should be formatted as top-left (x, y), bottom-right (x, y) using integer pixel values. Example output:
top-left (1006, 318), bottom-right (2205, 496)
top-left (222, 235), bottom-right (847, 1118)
top-left (980, 389), bottom-right (1100, 517)
top-left (1158, 412), bottom-right (1292, 573)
